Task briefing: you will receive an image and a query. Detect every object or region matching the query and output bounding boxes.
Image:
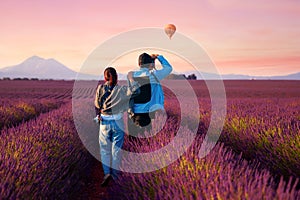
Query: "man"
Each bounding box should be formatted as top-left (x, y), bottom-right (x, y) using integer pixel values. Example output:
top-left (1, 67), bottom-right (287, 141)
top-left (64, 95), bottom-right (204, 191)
top-left (128, 53), bottom-right (173, 138)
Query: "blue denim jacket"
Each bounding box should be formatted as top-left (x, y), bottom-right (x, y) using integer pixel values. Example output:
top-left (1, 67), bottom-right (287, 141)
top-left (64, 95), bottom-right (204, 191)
top-left (131, 55), bottom-right (172, 113)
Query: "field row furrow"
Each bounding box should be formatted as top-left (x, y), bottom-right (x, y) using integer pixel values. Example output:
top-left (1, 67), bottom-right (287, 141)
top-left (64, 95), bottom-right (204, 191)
top-left (0, 99), bottom-right (64, 130)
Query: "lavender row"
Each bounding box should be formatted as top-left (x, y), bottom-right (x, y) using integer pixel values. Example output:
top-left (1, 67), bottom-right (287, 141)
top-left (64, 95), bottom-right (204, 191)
top-left (0, 99), bottom-right (64, 130)
top-left (173, 96), bottom-right (300, 180)
top-left (221, 98), bottom-right (300, 178)
top-left (109, 117), bottom-right (299, 199)
top-left (0, 104), bottom-right (93, 199)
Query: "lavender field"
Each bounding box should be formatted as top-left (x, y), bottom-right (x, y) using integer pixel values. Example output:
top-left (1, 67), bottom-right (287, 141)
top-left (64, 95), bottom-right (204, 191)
top-left (0, 79), bottom-right (299, 199)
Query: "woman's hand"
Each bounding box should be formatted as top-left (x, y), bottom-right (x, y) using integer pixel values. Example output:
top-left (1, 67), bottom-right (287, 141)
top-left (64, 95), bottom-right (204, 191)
top-left (127, 71), bottom-right (134, 81)
top-left (98, 115), bottom-right (102, 122)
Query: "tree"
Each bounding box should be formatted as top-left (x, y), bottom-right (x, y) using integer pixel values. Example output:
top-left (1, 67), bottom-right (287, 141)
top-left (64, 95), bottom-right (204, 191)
top-left (187, 74), bottom-right (197, 80)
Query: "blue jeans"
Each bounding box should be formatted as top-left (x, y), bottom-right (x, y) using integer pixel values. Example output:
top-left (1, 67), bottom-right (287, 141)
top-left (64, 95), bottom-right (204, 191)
top-left (99, 118), bottom-right (124, 179)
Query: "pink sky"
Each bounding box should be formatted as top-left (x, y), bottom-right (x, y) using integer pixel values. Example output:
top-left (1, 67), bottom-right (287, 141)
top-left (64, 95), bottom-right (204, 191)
top-left (0, 0), bottom-right (299, 76)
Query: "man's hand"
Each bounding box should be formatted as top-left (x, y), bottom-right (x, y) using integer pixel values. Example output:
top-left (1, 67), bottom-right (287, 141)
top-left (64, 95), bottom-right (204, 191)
top-left (151, 54), bottom-right (159, 59)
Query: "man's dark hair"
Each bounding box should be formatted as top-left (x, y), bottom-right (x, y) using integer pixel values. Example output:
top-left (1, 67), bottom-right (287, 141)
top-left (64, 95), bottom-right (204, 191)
top-left (138, 53), bottom-right (154, 68)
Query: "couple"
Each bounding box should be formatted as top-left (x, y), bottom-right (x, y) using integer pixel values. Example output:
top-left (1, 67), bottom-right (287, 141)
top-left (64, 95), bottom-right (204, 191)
top-left (94, 53), bottom-right (172, 186)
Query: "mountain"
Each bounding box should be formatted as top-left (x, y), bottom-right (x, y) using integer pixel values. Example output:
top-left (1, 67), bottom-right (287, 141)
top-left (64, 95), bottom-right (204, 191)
top-left (0, 56), bottom-right (97, 80)
top-left (181, 71), bottom-right (300, 80)
top-left (223, 72), bottom-right (300, 80)
top-left (270, 72), bottom-right (300, 80)
top-left (180, 71), bottom-right (252, 80)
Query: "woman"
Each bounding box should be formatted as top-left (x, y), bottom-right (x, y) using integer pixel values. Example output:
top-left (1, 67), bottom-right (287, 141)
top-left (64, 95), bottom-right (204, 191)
top-left (94, 67), bottom-right (140, 186)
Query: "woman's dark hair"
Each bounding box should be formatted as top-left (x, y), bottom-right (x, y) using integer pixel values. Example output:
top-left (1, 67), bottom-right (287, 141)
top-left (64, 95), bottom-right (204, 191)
top-left (104, 67), bottom-right (118, 86)
top-left (138, 53), bottom-right (154, 68)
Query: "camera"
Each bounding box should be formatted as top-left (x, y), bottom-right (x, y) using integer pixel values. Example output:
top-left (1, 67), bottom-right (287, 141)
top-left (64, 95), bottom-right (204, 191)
top-left (93, 115), bottom-right (100, 124)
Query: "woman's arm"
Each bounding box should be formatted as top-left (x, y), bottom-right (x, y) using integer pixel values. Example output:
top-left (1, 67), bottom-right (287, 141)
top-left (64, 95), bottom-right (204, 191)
top-left (124, 71), bottom-right (140, 97)
top-left (94, 85), bottom-right (101, 108)
top-left (94, 85), bottom-right (102, 115)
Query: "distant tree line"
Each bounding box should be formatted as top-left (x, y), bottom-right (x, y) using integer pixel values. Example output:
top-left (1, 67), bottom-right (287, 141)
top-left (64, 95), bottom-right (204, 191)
top-left (185, 74), bottom-right (197, 80)
top-left (1, 74), bottom-right (198, 81)
top-left (0, 77), bottom-right (69, 81)
top-left (0, 77), bottom-right (39, 81)
top-left (166, 73), bottom-right (197, 80)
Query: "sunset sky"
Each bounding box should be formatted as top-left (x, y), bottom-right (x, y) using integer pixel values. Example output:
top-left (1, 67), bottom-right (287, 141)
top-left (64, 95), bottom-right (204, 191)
top-left (0, 0), bottom-right (299, 76)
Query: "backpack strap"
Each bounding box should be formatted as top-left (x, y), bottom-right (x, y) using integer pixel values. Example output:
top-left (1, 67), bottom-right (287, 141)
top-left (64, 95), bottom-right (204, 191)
top-left (151, 71), bottom-right (160, 83)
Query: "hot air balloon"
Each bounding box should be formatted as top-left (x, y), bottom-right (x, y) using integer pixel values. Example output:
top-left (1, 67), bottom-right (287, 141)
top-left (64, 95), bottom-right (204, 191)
top-left (164, 24), bottom-right (176, 39)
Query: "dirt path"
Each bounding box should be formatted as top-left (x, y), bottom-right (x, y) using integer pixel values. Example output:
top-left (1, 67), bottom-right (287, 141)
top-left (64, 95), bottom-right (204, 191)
top-left (75, 159), bottom-right (111, 200)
